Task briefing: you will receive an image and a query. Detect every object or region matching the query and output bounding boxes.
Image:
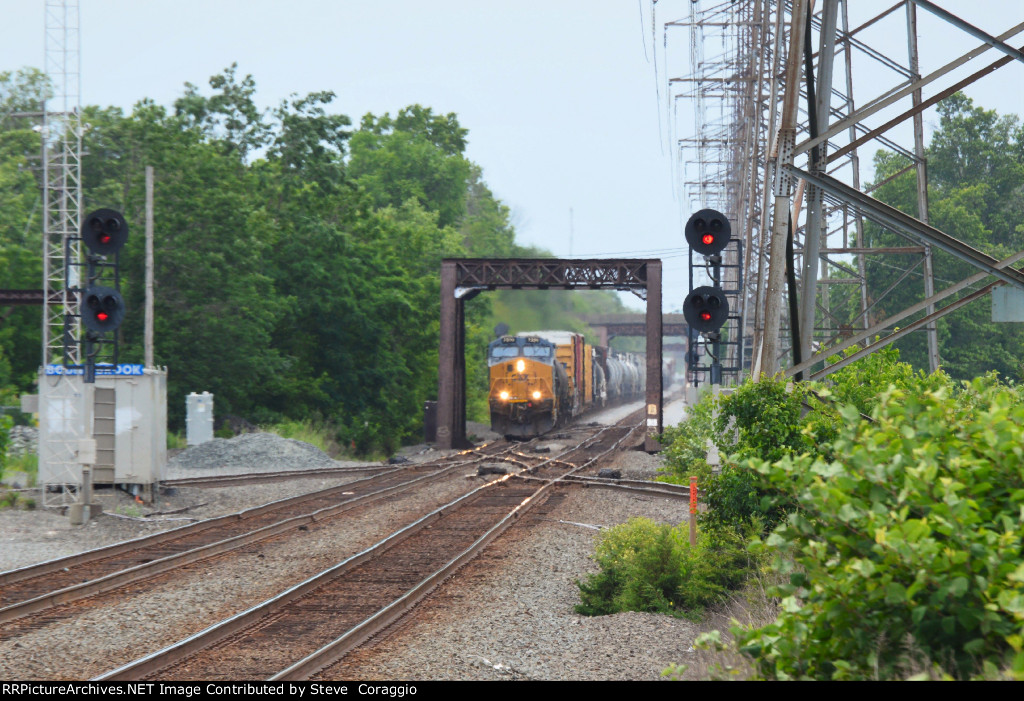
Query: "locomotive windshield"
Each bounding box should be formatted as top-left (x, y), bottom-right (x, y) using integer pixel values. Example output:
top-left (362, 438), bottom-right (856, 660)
top-left (487, 335), bottom-right (555, 365)
top-left (490, 346), bottom-right (520, 359)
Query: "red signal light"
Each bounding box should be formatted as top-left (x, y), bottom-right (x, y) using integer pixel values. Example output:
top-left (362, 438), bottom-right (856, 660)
top-left (702, 233), bottom-right (714, 246)
top-left (700, 311), bottom-right (712, 322)
top-left (97, 311), bottom-right (109, 322)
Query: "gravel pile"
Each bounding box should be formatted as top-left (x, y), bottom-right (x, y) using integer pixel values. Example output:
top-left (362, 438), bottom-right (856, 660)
top-left (167, 432), bottom-right (363, 477)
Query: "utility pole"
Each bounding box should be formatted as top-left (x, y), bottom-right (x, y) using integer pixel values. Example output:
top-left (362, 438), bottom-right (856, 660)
top-left (145, 166), bottom-right (155, 368)
top-left (759, 0), bottom-right (808, 377)
top-left (907, 3), bottom-right (940, 373)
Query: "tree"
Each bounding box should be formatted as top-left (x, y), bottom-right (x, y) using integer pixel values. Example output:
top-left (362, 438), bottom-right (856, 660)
top-left (348, 105), bottom-right (472, 228)
top-left (866, 93), bottom-right (1024, 381)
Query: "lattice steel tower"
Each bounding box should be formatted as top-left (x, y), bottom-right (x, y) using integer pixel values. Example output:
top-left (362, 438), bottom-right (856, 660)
top-left (42, 0), bottom-right (83, 365)
top-left (39, 0), bottom-right (86, 507)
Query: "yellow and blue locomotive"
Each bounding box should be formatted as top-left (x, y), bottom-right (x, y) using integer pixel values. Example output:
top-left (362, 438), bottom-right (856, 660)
top-left (487, 331), bottom-right (644, 438)
top-left (487, 335), bottom-right (570, 437)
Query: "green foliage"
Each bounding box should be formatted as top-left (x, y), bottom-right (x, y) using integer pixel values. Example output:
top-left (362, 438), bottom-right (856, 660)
top-left (576, 517), bottom-right (752, 618)
top-left (3, 452), bottom-right (37, 488)
top-left (823, 345), bottom-right (919, 412)
top-left (261, 419), bottom-right (339, 456)
top-left (0, 64), bottom-right (634, 455)
top-left (735, 377), bottom-right (1024, 680)
top-left (657, 387), bottom-right (715, 484)
top-left (865, 93), bottom-right (1024, 381)
top-left (715, 375), bottom-right (811, 463)
top-left (700, 468), bottom-right (788, 535)
top-left (0, 413), bottom-right (10, 472)
top-left (0, 488), bottom-right (34, 510)
top-left (662, 376), bottom-right (816, 531)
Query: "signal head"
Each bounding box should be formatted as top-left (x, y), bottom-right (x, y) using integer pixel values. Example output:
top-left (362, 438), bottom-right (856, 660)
top-left (81, 209), bottom-right (129, 256)
top-left (683, 285), bottom-right (729, 333)
top-left (81, 285), bottom-right (126, 333)
top-left (685, 209), bottom-right (731, 257)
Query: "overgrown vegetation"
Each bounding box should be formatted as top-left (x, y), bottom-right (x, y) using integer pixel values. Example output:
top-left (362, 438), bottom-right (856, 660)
top-left (261, 419), bottom-right (340, 457)
top-left (0, 65), bottom-right (634, 456)
top-left (736, 373), bottom-right (1024, 680)
top-left (0, 488), bottom-right (35, 510)
top-left (2, 452), bottom-right (37, 487)
top-left (646, 346), bottom-right (1024, 680)
top-left (575, 518), bottom-right (755, 619)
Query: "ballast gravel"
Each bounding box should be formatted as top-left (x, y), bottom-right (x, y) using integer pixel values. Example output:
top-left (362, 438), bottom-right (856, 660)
top-left (0, 404), bottom-right (705, 681)
top-left (329, 449), bottom-right (698, 681)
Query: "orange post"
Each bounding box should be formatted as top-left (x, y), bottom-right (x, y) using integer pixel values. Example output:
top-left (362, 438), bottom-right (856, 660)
top-left (689, 476), bottom-right (698, 546)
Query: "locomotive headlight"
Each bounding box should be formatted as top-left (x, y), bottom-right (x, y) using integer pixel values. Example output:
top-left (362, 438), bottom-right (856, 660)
top-left (499, 390), bottom-right (510, 401)
top-left (532, 391), bottom-right (541, 400)
top-left (516, 359), bottom-right (526, 372)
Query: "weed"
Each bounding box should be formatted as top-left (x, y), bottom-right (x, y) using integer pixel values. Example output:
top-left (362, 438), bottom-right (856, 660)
top-left (261, 419), bottom-right (340, 456)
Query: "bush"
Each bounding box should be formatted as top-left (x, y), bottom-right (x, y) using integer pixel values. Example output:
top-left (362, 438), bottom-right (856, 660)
top-left (0, 413), bottom-right (11, 473)
top-left (735, 378), bottom-right (1024, 680)
top-left (3, 452), bottom-right (37, 487)
top-left (715, 374), bottom-right (815, 463)
top-left (701, 466), bottom-right (791, 535)
top-left (657, 388), bottom-right (716, 485)
top-left (576, 517), bottom-right (753, 618)
top-left (823, 344), bottom-right (949, 414)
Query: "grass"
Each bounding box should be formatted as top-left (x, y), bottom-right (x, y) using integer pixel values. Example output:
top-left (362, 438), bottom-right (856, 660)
top-left (663, 570), bottom-right (782, 681)
top-left (0, 488), bottom-right (37, 510)
top-left (167, 431), bottom-right (187, 450)
top-left (115, 503), bottom-right (143, 518)
top-left (260, 419), bottom-right (341, 457)
top-left (1, 452), bottom-right (37, 488)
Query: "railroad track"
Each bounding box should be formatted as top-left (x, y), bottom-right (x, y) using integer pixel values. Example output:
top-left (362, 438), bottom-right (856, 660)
top-left (162, 464), bottom-right (397, 488)
top-left (97, 417), bottom-right (644, 680)
top-left (0, 441), bottom-right (522, 629)
top-left (526, 472), bottom-right (693, 499)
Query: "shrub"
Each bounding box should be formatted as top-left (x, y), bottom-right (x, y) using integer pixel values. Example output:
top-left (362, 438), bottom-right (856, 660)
top-left (3, 452), bottom-right (37, 488)
top-left (701, 466), bottom-right (791, 535)
top-left (576, 517), bottom-right (753, 618)
top-left (822, 344), bottom-right (951, 414)
top-left (714, 374), bottom-right (813, 463)
top-left (166, 431), bottom-right (187, 450)
top-left (0, 413), bottom-right (11, 474)
top-left (657, 388), bottom-right (716, 485)
top-left (735, 378), bottom-right (1024, 680)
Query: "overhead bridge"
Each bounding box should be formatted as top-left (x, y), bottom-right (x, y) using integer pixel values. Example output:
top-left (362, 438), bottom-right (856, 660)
top-left (437, 258), bottom-right (664, 451)
top-left (584, 313), bottom-right (688, 346)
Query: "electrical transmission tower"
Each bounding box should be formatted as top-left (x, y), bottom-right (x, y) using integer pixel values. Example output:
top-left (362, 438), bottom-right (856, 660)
top-left (659, 0), bottom-right (1024, 382)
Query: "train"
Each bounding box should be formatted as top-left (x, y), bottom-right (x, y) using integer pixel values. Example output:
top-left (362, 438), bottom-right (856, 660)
top-left (486, 331), bottom-right (645, 438)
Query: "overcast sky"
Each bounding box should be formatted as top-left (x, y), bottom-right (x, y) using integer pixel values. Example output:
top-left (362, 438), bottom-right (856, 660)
top-left (1, 1), bottom-right (1022, 311)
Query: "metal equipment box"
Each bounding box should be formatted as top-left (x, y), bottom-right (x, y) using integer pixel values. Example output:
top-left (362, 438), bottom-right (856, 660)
top-left (38, 367), bottom-right (168, 503)
top-left (186, 392), bottom-right (214, 446)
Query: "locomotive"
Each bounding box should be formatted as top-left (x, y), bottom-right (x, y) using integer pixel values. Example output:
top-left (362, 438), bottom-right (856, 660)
top-left (487, 331), bottom-right (644, 438)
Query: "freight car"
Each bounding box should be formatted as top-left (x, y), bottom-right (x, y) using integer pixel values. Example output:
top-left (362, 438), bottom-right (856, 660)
top-left (487, 331), bottom-right (644, 438)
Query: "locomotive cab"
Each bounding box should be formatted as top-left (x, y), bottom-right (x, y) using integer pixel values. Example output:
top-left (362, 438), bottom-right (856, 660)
top-left (487, 335), bottom-right (568, 438)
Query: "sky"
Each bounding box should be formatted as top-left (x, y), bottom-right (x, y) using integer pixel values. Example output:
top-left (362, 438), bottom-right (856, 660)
top-left (1, 1), bottom-right (1023, 312)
